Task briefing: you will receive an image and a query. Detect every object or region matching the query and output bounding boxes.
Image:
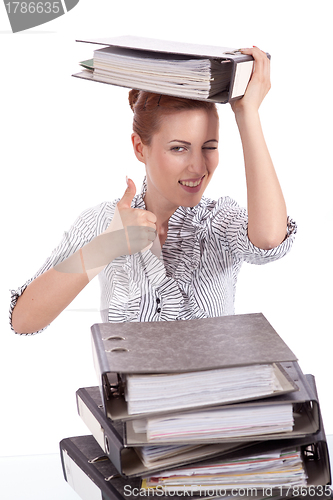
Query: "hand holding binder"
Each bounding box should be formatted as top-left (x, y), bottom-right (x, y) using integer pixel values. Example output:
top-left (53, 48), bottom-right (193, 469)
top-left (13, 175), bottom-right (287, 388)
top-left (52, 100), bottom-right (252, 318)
top-left (230, 46), bottom-right (271, 113)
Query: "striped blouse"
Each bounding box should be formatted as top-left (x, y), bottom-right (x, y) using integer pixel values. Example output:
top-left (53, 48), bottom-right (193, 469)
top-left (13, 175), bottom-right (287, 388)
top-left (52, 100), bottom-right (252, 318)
top-left (10, 179), bottom-right (296, 335)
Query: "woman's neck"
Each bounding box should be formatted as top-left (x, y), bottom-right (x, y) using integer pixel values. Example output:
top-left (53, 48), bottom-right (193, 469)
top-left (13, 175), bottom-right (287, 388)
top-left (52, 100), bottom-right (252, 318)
top-left (144, 191), bottom-right (177, 248)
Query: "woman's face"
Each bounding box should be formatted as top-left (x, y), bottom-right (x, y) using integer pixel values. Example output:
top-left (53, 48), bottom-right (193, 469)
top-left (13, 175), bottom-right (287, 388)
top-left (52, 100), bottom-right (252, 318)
top-left (134, 108), bottom-right (219, 214)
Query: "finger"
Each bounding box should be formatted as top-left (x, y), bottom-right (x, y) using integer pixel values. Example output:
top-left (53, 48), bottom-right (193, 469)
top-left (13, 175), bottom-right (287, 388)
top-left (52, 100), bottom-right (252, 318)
top-left (254, 48), bottom-right (270, 78)
top-left (126, 226), bottom-right (157, 254)
top-left (240, 47), bottom-right (269, 64)
top-left (147, 227), bottom-right (157, 241)
top-left (252, 46), bottom-right (268, 56)
top-left (117, 177), bottom-right (137, 210)
top-left (146, 210), bottom-right (157, 225)
top-left (132, 209), bottom-right (157, 228)
top-left (127, 226), bottom-right (157, 241)
top-left (144, 219), bottom-right (157, 230)
top-left (253, 50), bottom-right (270, 86)
top-left (127, 209), bottom-right (157, 229)
top-left (241, 47), bottom-right (270, 84)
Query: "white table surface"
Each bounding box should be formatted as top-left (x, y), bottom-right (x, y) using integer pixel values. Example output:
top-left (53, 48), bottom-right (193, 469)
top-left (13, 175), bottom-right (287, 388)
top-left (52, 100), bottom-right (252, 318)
top-left (1, 436), bottom-right (333, 500)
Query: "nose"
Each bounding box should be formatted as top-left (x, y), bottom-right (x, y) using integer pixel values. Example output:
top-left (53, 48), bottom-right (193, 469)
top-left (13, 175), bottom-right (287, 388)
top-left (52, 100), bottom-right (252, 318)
top-left (187, 150), bottom-right (207, 176)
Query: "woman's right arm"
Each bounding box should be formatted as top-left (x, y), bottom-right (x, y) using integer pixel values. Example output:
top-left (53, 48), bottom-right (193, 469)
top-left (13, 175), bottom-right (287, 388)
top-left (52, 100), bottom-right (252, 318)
top-left (11, 179), bottom-right (156, 335)
top-left (11, 267), bottom-right (89, 334)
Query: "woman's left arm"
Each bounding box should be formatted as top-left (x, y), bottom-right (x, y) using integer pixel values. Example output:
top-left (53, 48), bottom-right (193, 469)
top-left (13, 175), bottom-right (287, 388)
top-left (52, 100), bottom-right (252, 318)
top-left (231, 47), bottom-right (287, 250)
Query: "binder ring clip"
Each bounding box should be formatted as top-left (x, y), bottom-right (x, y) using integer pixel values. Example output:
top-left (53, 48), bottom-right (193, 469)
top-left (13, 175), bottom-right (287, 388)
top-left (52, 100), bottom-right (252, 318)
top-left (105, 435), bottom-right (110, 455)
top-left (88, 455), bottom-right (109, 464)
top-left (106, 347), bottom-right (129, 353)
top-left (105, 474), bottom-right (121, 482)
top-left (223, 50), bottom-right (242, 55)
top-left (103, 336), bottom-right (126, 341)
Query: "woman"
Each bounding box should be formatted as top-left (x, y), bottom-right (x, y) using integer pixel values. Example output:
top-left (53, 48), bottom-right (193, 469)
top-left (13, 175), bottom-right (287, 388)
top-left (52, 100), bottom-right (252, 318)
top-left (10, 47), bottom-right (296, 335)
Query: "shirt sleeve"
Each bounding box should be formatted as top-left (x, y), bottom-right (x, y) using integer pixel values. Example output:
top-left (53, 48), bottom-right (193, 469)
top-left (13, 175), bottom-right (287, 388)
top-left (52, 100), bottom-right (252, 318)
top-left (9, 206), bottom-right (102, 336)
top-left (211, 196), bottom-right (297, 265)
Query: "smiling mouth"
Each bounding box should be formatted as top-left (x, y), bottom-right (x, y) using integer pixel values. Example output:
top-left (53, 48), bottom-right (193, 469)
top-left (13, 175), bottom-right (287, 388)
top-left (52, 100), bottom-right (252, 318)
top-left (178, 175), bottom-right (205, 187)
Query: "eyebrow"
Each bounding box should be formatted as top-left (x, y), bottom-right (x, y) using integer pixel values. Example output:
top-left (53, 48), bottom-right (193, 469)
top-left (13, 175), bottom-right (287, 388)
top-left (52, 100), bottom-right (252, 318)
top-left (168, 139), bottom-right (218, 145)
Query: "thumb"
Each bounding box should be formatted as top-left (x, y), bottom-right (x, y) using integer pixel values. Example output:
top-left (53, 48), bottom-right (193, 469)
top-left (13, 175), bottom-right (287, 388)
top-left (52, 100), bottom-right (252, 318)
top-left (118, 177), bottom-right (136, 209)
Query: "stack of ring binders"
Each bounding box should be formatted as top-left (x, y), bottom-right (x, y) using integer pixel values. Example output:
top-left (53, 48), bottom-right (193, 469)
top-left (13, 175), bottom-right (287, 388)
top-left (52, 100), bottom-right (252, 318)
top-left (59, 313), bottom-right (332, 500)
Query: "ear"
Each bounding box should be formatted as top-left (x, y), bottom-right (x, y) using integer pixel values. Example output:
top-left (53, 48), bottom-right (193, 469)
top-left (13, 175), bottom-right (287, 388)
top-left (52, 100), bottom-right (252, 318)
top-left (131, 133), bottom-right (147, 164)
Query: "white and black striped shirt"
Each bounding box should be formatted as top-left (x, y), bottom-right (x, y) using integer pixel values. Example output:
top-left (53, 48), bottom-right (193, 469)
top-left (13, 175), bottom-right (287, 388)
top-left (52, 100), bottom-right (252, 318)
top-left (10, 179), bottom-right (296, 335)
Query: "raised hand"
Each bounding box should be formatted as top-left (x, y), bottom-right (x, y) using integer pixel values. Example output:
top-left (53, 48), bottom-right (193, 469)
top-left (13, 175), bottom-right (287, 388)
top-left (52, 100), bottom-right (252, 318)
top-left (55, 178), bottom-right (157, 275)
top-left (229, 46), bottom-right (288, 250)
top-left (231, 46), bottom-right (271, 114)
top-left (116, 177), bottom-right (157, 231)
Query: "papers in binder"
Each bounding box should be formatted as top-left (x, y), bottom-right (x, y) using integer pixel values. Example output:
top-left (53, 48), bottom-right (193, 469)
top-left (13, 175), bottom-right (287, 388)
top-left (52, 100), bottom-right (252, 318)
top-left (86, 46), bottom-right (233, 99)
top-left (132, 404), bottom-right (294, 443)
top-left (124, 363), bottom-right (288, 415)
top-left (142, 449), bottom-right (308, 492)
top-left (135, 444), bottom-right (203, 467)
top-left (76, 386), bottom-right (259, 477)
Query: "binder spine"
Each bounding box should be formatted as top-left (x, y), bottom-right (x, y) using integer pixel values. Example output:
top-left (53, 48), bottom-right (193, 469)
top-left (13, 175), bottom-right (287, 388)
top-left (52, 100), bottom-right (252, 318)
top-left (60, 438), bottom-right (108, 500)
top-left (230, 59), bottom-right (254, 100)
top-left (76, 387), bottom-right (124, 474)
top-left (92, 324), bottom-right (121, 410)
top-left (60, 437), bottom-right (125, 500)
top-left (91, 324), bottom-right (110, 378)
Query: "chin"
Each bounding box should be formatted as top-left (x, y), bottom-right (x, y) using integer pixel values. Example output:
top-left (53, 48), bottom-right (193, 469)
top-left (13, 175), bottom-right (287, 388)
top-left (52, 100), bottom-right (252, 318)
top-left (181, 194), bottom-right (203, 208)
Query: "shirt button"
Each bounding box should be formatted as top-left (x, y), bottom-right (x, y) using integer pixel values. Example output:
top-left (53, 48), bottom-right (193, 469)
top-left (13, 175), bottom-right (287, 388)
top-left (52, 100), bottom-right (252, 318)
top-left (156, 307), bottom-right (161, 313)
top-left (156, 298), bottom-right (161, 304)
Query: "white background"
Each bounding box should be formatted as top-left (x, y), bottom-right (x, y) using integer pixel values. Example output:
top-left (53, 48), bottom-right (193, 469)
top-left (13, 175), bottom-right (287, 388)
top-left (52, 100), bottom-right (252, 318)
top-left (1, 0), bottom-right (332, 459)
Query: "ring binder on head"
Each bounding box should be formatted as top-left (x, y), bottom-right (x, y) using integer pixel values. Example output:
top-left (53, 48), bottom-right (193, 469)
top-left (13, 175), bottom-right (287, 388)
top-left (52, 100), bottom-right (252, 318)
top-left (73, 35), bottom-right (270, 104)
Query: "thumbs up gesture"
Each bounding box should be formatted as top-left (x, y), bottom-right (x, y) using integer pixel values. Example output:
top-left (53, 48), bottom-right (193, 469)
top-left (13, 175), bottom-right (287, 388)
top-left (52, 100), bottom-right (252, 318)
top-left (109, 177), bottom-right (157, 255)
top-left (117, 177), bottom-right (157, 230)
top-left (55, 178), bottom-right (157, 279)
